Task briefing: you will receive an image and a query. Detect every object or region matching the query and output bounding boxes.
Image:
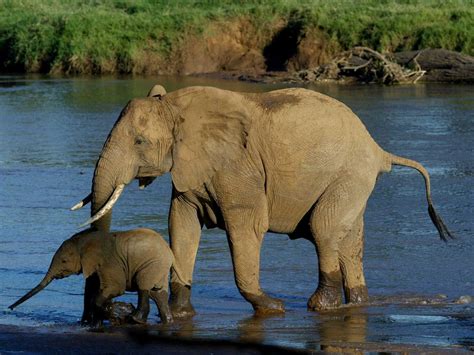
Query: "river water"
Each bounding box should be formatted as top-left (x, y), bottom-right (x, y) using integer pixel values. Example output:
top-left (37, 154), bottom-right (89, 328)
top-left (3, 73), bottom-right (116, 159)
top-left (0, 76), bottom-right (472, 351)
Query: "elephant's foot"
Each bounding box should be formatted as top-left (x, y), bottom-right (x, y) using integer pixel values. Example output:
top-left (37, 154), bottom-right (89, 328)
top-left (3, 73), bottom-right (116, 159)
top-left (81, 307), bottom-right (105, 327)
top-left (160, 313), bottom-right (173, 324)
top-left (129, 310), bottom-right (148, 324)
top-left (170, 282), bottom-right (196, 318)
top-left (344, 285), bottom-right (369, 305)
top-left (308, 271), bottom-right (343, 311)
top-left (242, 292), bottom-right (285, 315)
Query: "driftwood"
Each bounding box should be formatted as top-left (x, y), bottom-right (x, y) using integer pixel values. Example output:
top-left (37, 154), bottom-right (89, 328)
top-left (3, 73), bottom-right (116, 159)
top-left (392, 49), bottom-right (474, 83)
top-left (298, 47), bottom-right (426, 84)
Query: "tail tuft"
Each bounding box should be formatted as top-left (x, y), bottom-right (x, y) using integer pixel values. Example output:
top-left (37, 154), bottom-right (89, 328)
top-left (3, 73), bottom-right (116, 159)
top-left (428, 204), bottom-right (455, 242)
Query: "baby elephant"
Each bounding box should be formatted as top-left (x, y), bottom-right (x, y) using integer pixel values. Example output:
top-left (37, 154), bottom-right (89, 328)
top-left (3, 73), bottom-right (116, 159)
top-left (9, 228), bottom-right (187, 326)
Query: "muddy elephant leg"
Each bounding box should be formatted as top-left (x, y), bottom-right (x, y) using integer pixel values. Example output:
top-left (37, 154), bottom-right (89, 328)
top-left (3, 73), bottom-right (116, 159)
top-left (81, 273), bottom-right (100, 326)
top-left (169, 192), bottom-right (202, 318)
top-left (90, 289), bottom-right (116, 328)
top-left (151, 288), bottom-right (173, 324)
top-left (339, 214), bottom-right (369, 304)
top-left (130, 290), bottom-right (150, 324)
top-left (308, 179), bottom-right (373, 311)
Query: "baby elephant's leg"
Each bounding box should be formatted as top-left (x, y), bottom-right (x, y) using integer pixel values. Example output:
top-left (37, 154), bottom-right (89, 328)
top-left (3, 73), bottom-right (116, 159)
top-left (150, 288), bottom-right (172, 324)
top-left (130, 290), bottom-right (150, 324)
top-left (91, 290), bottom-right (116, 328)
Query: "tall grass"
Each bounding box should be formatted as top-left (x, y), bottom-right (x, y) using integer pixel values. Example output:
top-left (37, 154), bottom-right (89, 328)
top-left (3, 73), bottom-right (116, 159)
top-left (0, 0), bottom-right (472, 74)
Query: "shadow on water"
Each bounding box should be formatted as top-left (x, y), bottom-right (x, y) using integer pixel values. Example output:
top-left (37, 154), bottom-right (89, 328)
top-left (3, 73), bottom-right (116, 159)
top-left (0, 76), bottom-right (473, 351)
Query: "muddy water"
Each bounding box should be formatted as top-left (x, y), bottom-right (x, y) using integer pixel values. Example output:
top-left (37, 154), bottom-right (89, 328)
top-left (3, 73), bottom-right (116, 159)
top-left (0, 76), bottom-right (472, 351)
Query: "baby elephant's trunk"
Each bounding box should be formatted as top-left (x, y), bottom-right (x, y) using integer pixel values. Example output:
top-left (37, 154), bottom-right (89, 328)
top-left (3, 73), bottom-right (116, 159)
top-left (8, 274), bottom-right (53, 310)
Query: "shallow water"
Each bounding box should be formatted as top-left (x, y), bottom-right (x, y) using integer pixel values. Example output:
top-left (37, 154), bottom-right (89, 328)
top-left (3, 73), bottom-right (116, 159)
top-left (0, 76), bottom-right (473, 350)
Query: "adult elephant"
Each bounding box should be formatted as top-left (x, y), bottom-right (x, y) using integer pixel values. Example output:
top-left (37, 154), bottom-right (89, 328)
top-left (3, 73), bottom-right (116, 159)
top-left (73, 85), bottom-right (452, 316)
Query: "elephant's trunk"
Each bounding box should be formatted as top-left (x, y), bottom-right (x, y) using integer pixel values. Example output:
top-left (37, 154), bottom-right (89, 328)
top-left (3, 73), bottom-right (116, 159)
top-left (90, 138), bottom-right (134, 231)
top-left (8, 273), bottom-right (54, 310)
top-left (81, 184), bottom-right (124, 228)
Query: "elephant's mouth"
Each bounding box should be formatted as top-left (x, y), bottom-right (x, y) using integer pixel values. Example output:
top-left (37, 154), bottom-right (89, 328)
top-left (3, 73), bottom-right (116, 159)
top-left (138, 176), bottom-right (156, 190)
top-left (136, 166), bottom-right (163, 189)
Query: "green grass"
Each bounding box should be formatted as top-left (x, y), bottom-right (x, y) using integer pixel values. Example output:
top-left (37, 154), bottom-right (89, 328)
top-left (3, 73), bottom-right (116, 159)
top-left (0, 0), bottom-right (472, 74)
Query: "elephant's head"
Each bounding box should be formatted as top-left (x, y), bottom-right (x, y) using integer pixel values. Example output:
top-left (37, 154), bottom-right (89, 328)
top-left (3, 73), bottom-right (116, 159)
top-left (73, 84), bottom-right (250, 229)
top-left (8, 238), bottom-right (82, 310)
top-left (73, 85), bottom-right (175, 230)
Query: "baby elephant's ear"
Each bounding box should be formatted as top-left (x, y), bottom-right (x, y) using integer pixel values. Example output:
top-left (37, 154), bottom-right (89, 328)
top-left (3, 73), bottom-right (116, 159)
top-left (80, 243), bottom-right (100, 278)
top-left (147, 84), bottom-right (167, 99)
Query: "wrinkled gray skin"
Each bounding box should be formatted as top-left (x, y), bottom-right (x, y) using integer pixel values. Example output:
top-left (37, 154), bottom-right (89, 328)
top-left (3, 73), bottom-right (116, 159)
top-left (9, 228), bottom-right (185, 326)
top-left (81, 85), bottom-right (452, 317)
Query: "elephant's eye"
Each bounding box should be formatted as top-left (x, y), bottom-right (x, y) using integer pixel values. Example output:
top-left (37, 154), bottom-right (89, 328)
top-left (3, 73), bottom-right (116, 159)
top-left (135, 136), bottom-right (147, 145)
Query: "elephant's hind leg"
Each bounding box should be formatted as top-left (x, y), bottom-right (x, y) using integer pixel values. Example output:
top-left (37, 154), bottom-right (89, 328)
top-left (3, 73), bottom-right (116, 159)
top-left (130, 290), bottom-right (150, 324)
top-left (308, 178), bottom-right (374, 311)
top-left (150, 288), bottom-right (173, 324)
top-left (339, 215), bottom-right (368, 304)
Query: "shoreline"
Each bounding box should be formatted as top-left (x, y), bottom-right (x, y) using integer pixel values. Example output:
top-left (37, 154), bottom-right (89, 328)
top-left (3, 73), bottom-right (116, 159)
top-left (2, 48), bottom-right (472, 85)
top-left (0, 323), bottom-right (470, 354)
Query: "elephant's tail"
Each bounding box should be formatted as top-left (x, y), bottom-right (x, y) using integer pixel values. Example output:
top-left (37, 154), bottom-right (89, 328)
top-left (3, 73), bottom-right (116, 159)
top-left (387, 153), bottom-right (454, 242)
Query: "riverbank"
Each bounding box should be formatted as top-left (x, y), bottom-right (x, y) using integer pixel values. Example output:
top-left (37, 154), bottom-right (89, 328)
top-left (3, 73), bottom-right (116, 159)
top-left (212, 48), bottom-right (474, 84)
top-left (1, 0), bottom-right (473, 77)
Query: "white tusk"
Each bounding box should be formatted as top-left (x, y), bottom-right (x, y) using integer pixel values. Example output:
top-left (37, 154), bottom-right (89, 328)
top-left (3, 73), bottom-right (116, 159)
top-left (79, 184), bottom-right (125, 228)
top-left (70, 193), bottom-right (92, 211)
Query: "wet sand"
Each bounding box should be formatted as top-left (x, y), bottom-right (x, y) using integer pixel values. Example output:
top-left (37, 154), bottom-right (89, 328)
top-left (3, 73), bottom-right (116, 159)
top-left (0, 322), bottom-right (469, 354)
top-left (2, 294), bottom-right (473, 354)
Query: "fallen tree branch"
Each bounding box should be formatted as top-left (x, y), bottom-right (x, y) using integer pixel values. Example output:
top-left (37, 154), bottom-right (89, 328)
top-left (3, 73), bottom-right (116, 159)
top-left (298, 47), bottom-right (428, 84)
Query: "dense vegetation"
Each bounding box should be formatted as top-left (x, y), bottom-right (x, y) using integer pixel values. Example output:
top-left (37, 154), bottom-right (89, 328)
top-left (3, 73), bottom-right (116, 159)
top-left (0, 0), bottom-right (472, 74)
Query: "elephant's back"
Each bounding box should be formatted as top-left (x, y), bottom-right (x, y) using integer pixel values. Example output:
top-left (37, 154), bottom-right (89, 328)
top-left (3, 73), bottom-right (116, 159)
top-left (112, 229), bottom-right (172, 268)
top-left (245, 88), bottom-right (385, 233)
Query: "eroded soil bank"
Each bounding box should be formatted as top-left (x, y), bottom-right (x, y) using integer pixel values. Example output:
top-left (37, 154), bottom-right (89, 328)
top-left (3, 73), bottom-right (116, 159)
top-left (96, 20), bottom-right (474, 84)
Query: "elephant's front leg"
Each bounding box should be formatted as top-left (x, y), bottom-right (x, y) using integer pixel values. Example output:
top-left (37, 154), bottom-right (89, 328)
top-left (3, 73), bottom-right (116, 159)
top-left (169, 193), bottom-right (202, 318)
top-left (81, 273), bottom-right (100, 326)
top-left (90, 289), bottom-right (116, 328)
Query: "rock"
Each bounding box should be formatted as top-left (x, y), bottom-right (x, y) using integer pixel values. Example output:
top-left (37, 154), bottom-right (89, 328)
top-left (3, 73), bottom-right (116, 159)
top-left (455, 295), bottom-right (473, 304)
top-left (106, 301), bottom-right (136, 326)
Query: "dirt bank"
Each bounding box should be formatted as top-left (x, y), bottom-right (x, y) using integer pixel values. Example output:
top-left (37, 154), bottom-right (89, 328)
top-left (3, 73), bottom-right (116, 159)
top-left (158, 17), bottom-right (337, 76)
top-left (197, 48), bottom-right (474, 85)
top-left (171, 17), bottom-right (474, 85)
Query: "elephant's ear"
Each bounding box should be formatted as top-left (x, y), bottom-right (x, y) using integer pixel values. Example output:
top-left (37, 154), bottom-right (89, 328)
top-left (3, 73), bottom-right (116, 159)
top-left (170, 90), bottom-right (250, 192)
top-left (147, 84), bottom-right (167, 98)
top-left (80, 241), bottom-right (101, 278)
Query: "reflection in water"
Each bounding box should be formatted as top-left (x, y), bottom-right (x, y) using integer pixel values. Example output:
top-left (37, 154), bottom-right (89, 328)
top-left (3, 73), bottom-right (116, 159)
top-left (237, 309), bottom-right (369, 352)
top-left (316, 308), bottom-right (368, 352)
top-left (237, 314), bottom-right (283, 343)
